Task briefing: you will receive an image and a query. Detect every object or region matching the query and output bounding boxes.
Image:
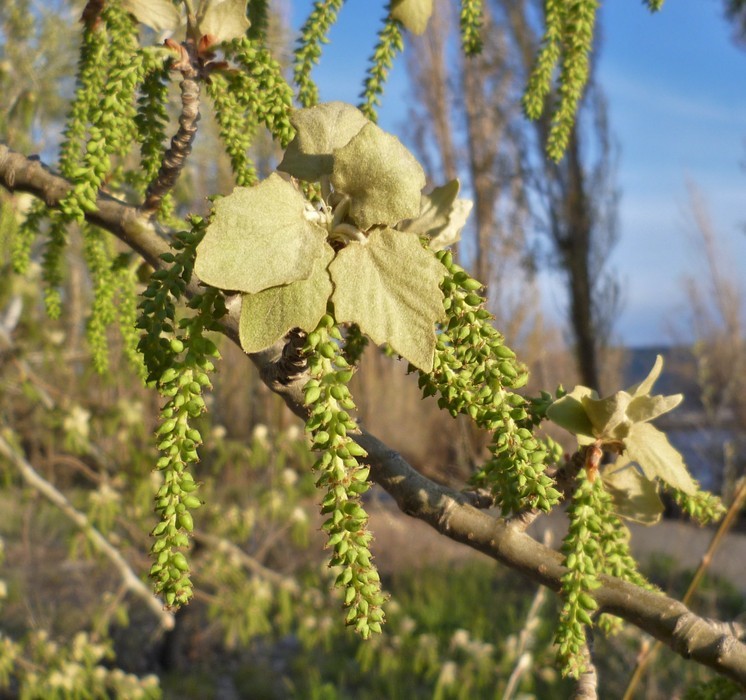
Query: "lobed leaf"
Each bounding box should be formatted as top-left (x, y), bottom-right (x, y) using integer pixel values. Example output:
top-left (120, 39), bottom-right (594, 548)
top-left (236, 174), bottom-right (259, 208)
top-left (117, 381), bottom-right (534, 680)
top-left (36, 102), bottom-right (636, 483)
top-left (194, 174), bottom-right (328, 294)
top-left (398, 179), bottom-right (473, 250)
top-left (197, 0), bottom-right (251, 44)
top-left (121, 0), bottom-right (181, 32)
top-left (329, 228), bottom-right (445, 371)
top-left (239, 246), bottom-right (334, 353)
top-left (278, 102), bottom-right (369, 182)
top-left (625, 422), bottom-right (697, 495)
top-left (331, 123), bottom-right (426, 230)
top-left (602, 459), bottom-right (664, 525)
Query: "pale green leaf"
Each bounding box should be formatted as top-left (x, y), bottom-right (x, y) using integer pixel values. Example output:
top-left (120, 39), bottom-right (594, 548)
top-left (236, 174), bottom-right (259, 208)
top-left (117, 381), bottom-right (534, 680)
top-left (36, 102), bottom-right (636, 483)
top-left (625, 422), bottom-right (698, 495)
top-left (331, 123), bottom-right (426, 230)
top-left (627, 393), bottom-right (683, 424)
top-left (546, 386), bottom-right (596, 438)
top-left (197, 0), bottom-right (250, 43)
top-left (194, 174), bottom-right (328, 294)
top-left (582, 391), bottom-right (634, 440)
top-left (391, 0), bottom-right (433, 35)
top-left (239, 247), bottom-right (334, 353)
top-left (329, 228), bottom-right (445, 371)
top-left (628, 354), bottom-right (664, 396)
top-left (121, 0), bottom-right (181, 32)
top-left (278, 102), bottom-right (369, 182)
top-left (398, 180), bottom-right (473, 251)
top-left (602, 458), bottom-right (663, 525)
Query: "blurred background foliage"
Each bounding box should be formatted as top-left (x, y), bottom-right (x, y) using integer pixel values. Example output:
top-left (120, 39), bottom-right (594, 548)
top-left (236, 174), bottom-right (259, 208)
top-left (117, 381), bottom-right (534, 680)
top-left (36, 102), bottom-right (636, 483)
top-left (0, 0), bottom-right (744, 697)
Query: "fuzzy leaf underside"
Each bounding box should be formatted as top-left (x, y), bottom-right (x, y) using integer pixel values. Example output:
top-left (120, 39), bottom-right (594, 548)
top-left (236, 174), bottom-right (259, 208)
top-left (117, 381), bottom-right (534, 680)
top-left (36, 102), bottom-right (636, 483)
top-left (329, 228), bottom-right (445, 371)
top-left (331, 123), bottom-right (426, 230)
top-left (197, 0), bottom-right (251, 44)
top-left (278, 102), bottom-right (369, 182)
top-left (239, 247), bottom-right (334, 353)
top-left (398, 180), bottom-right (473, 250)
top-left (625, 422), bottom-right (698, 495)
top-left (391, 0), bottom-right (434, 34)
top-left (582, 391), bottom-right (634, 440)
top-left (194, 174), bottom-right (328, 294)
top-left (121, 0), bottom-right (181, 32)
top-left (603, 459), bottom-right (664, 524)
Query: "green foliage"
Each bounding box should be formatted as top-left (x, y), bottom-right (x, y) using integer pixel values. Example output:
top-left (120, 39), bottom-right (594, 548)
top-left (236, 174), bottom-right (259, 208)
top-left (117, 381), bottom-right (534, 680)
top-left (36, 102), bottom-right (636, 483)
top-left (547, 355), bottom-right (724, 524)
top-left (684, 677), bottom-right (743, 700)
top-left (418, 251), bottom-right (561, 514)
top-left (304, 313), bottom-right (386, 638)
top-left (294, 0), bottom-right (347, 108)
top-left (0, 631), bottom-right (161, 700)
top-left (359, 7), bottom-right (404, 121)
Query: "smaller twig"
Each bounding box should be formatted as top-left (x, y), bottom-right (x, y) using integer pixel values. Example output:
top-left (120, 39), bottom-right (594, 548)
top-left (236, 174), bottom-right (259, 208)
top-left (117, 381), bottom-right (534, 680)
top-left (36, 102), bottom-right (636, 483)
top-left (0, 428), bottom-right (174, 632)
top-left (142, 43), bottom-right (201, 214)
top-left (573, 635), bottom-right (599, 700)
top-left (621, 477), bottom-right (746, 700)
top-left (502, 530), bottom-right (552, 699)
top-left (192, 531), bottom-right (300, 593)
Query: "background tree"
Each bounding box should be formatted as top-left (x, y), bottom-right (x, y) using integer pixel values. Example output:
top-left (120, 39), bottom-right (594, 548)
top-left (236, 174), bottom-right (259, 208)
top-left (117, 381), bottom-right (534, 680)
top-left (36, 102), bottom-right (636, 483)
top-left (406, 0), bottom-right (619, 392)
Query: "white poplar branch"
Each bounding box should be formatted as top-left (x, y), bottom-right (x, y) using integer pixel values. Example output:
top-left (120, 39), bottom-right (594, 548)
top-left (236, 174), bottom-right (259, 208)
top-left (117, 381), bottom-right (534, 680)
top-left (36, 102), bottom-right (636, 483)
top-left (1, 145), bottom-right (745, 686)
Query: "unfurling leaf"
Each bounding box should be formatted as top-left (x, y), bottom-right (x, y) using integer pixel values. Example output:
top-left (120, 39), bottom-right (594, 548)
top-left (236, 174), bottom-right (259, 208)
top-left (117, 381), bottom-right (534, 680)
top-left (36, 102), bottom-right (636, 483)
top-left (329, 228), bottom-right (446, 371)
top-left (625, 422), bottom-right (698, 495)
top-left (391, 0), bottom-right (434, 35)
top-left (398, 179), bottom-right (473, 250)
top-left (331, 123), bottom-right (426, 230)
top-left (239, 247), bottom-right (334, 353)
top-left (197, 0), bottom-right (250, 44)
top-left (194, 174), bottom-right (329, 294)
top-left (546, 385), bottom-right (596, 441)
top-left (121, 0), bottom-right (181, 32)
top-left (278, 102), bottom-right (369, 182)
top-left (602, 459), bottom-right (664, 525)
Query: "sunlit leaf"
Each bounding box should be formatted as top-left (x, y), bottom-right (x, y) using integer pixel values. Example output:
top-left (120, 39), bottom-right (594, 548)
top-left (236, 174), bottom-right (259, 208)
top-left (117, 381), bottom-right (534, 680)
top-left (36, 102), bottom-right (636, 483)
top-left (121, 0), bottom-right (181, 32)
top-left (278, 102), bottom-right (369, 182)
top-left (197, 0), bottom-right (250, 43)
top-left (628, 354), bottom-right (664, 396)
top-left (239, 246), bottom-right (334, 353)
top-left (546, 386), bottom-right (596, 438)
top-left (195, 174), bottom-right (328, 294)
top-left (391, 0), bottom-right (434, 35)
top-left (331, 123), bottom-right (426, 230)
top-left (626, 393), bottom-right (683, 424)
top-left (602, 459), bottom-right (664, 525)
top-left (398, 180), bottom-right (473, 250)
top-left (582, 392), bottom-right (634, 440)
top-left (625, 422), bottom-right (697, 495)
top-left (329, 228), bottom-right (445, 371)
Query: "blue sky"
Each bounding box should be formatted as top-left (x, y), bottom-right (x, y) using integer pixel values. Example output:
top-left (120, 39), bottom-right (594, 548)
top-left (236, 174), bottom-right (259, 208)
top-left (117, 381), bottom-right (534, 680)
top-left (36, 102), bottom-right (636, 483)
top-left (289, 0), bottom-right (746, 347)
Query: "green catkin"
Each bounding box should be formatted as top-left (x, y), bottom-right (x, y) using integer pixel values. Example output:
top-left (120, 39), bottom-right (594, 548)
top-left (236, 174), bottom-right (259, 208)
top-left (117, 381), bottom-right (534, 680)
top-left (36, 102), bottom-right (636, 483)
top-left (247, 0), bottom-right (270, 41)
top-left (11, 200), bottom-right (46, 275)
top-left (358, 8), bottom-right (404, 122)
top-left (225, 38), bottom-right (296, 147)
top-left (459, 0), bottom-right (484, 55)
top-left (304, 313), bottom-right (386, 638)
top-left (644, 0), bottom-right (664, 10)
top-left (132, 54), bottom-right (171, 199)
top-left (418, 250), bottom-right (561, 515)
top-left (522, 0), bottom-right (601, 161)
top-left (114, 257), bottom-right (147, 380)
top-left (669, 485), bottom-right (725, 525)
top-left (83, 225), bottom-right (117, 374)
top-left (206, 73), bottom-right (259, 187)
top-left (293, 0), bottom-right (346, 108)
top-left (555, 469), bottom-right (604, 678)
top-left (138, 218), bottom-right (225, 607)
